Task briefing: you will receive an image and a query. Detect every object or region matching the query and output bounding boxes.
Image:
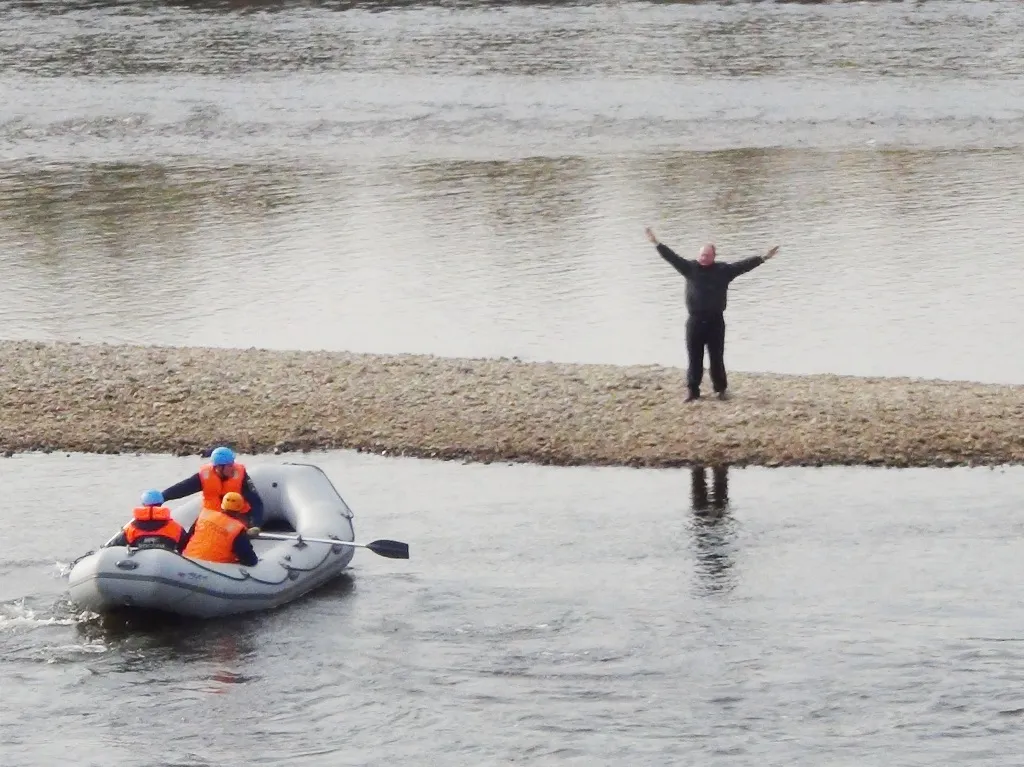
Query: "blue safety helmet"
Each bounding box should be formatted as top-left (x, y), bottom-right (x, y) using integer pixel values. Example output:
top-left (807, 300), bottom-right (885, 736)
top-left (141, 489), bottom-right (164, 506)
top-left (210, 446), bottom-right (236, 466)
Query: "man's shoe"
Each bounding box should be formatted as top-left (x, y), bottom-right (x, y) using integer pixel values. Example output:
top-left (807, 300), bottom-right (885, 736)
top-left (685, 392), bottom-right (700, 402)
top-left (716, 390), bottom-right (730, 401)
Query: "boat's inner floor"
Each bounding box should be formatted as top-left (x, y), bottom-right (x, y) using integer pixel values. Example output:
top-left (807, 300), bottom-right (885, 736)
top-left (259, 517), bottom-right (297, 534)
top-left (250, 510), bottom-right (296, 555)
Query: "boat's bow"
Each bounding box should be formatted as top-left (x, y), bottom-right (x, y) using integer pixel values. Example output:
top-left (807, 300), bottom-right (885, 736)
top-left (68, 546), bottom-right (195, 613)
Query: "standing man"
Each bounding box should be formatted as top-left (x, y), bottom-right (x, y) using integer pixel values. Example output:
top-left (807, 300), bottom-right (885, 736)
top-left (645, 227), bottom-right (779, 401)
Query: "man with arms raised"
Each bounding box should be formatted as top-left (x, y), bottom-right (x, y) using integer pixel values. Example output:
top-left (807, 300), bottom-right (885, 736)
top-left (645, 227), bottom-right (780, 401)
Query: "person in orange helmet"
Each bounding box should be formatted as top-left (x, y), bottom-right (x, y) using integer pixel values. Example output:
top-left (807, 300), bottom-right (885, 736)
top-left (182, 491), bottom-right (259, 567)
top-left (104, 489), bottom-right (190, 552)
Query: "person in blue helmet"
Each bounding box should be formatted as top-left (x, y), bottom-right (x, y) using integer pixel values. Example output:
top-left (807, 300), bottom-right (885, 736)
top-left (104, 489), bottom-right (191, 552)
top-left (160, 446), bottom-right (264, 530)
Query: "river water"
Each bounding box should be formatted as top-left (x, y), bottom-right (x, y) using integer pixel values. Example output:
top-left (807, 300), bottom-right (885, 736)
top-left (1, 0), bottom-right (1023, 382)
top-left (1, 452), bottom-right (1023, 766)
top-left (2, 2), bottom-right (1024, 765)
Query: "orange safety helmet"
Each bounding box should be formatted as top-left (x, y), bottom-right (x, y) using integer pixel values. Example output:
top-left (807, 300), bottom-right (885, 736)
top-left (221, 491), bottom-right (247, 513)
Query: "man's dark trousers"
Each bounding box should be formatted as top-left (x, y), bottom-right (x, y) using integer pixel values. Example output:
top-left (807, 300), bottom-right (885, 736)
top-left (686, 312), bottom-right (727, 397)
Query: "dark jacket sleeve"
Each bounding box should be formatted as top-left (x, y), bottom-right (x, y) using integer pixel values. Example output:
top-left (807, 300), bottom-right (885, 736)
top-left (242, 475), bottom-right (264, 528)
top-left (161, 473), bottom-right (203, 502)
top-left (727, 255), bottom-right (765, 280)
top-left (656, 243), bottom-right (693, 278)
top-left (232, 531), bottom-right (259, 567)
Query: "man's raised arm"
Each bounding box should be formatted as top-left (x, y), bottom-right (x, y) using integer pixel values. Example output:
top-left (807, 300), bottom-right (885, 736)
top-left (645, 227), bottom-right (692, 278)
top-left (729, 245), bottom-right (780, 279)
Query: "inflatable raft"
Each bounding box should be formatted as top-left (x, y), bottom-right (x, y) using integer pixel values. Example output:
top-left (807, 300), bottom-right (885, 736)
top-left (68, 462), bottom-right (358, 618)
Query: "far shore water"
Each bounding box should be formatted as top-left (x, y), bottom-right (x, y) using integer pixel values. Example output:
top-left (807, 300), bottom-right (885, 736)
top-left (2, 340), bottom-right (1022, 469)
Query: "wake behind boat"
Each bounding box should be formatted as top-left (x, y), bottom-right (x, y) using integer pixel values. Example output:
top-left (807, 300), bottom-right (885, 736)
top-left (68, 462), bottom-right (366, 618)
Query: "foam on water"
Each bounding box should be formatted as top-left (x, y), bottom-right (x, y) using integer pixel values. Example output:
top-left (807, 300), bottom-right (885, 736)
top-left (0, 598), bottom-right (102, 630)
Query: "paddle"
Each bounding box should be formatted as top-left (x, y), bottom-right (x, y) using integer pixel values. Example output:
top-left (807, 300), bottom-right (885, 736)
top-left (256, 532), bottom-right (410, 560)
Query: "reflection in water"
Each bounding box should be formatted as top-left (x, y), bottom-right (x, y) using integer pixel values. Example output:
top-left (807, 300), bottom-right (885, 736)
top-left (0, 149), bottom-right (1022, 382)
top-left (76, 608), bottom-right (268, 693)
top-left (689, 465), bottom-right (736, 595)
top-left (71, 574), bottom-right (354, 668)
top-left (60, 614), bottom-right (249, 698)
top-left (78, 608), bottom-right (255, 653)
top-left (2, 1), bottom-right (1023, 381)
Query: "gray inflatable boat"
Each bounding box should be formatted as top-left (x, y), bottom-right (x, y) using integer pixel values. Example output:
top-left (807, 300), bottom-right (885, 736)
top-left (68, 462), bottom-right (357, 618)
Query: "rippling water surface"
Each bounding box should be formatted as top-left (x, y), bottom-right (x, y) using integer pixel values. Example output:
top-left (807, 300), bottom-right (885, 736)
top-left (1, 452), bottom-right (1023, 766)
top-left (1, 0), bottom-right (1022, 381)
top-left (2, 4), bottom-right (1023, 764)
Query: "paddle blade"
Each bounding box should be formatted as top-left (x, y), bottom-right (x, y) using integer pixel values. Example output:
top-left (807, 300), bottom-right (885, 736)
top-left (366, 539), bottom-right (410, 559)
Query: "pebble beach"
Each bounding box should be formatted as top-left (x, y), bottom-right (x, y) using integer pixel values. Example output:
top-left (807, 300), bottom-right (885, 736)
top-left (2, 340), bottom-right (1022, 468)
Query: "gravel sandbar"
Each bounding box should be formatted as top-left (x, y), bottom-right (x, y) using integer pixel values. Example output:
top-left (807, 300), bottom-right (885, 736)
top-left (2, 340), bottom-right (1022, 468)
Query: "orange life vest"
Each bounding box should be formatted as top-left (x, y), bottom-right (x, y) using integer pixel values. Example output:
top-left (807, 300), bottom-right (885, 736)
top-left (182, 509), bottom-right (246, 564)
top-left (124, 506), bottom-right (186, 550)
top-left (198, 462), bottom-right (250, 513)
